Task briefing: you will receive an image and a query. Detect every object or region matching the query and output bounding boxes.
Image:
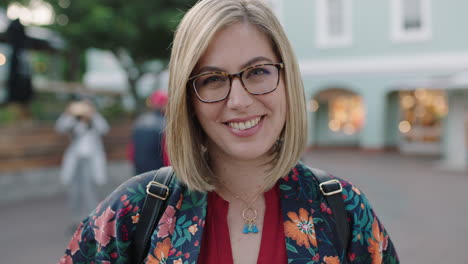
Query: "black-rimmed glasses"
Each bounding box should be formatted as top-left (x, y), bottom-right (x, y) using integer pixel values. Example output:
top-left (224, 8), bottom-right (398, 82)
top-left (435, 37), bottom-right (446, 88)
top-left (189, 62), bottom-right (284, 103)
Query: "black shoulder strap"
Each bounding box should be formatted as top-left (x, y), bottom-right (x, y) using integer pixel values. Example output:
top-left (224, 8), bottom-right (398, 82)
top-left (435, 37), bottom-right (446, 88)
top-left (309, 167), bottom-right (350, 261)
top-left (133, 167), bottom-right (174, 264)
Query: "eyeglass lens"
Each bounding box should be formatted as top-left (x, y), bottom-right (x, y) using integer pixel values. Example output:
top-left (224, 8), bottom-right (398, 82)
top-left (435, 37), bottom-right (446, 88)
top-left (193, 64), bottom-right (280, 102)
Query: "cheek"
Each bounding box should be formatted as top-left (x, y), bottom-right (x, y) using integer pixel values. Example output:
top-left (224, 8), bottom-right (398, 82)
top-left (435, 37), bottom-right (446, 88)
top-left (193, 100), bottom-right (219, 129)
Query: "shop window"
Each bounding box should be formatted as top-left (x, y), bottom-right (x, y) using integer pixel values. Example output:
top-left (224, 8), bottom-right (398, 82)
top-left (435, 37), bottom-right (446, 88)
top-left (327, 95), bottom-right (364, 135)
top-left (391, 0), bottom-right (432, 42)
top-left (398, 89), bottom-right (447, 142)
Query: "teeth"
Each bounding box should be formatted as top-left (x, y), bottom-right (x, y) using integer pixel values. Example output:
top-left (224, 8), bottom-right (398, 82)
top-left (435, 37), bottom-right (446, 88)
top-left (228, 117), bottom-right (261, 131)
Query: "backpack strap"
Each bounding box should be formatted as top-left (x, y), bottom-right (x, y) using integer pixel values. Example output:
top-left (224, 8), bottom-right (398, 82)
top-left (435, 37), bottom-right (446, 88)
top-left (133, 166), bottom-right (174, 264)
top-left (309, 167), bottom-right (350, 262)
top-left (133, 166), bottom-right (349, 263)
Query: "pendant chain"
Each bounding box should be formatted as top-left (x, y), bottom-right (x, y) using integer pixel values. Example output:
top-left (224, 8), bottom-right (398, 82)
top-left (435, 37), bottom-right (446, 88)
top-left (218, 180), bottom-right (268, 234)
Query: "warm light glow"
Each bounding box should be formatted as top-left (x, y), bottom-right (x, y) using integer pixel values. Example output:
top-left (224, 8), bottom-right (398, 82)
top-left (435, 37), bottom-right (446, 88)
top-left (414, 88), bottom-right (427, 101)
top-left (401, 95), bottom-right (415, 109)
top-left (434, 95), bottom-right (448, 115)
top-left (0, 54), bottom-right (6, 66)
top-left (399, 120), bottom-right (412, 133)
top-left (414, 105), bottom-right (426, 118)
top-left (399, 89), bottom-right (447, 143)
top-left (343, 123), bottom-right (356, 135)
top-left (308, 99), bottom-right (319, 112)
top-left (329, 120), bottom-right (340, 132)
top-left (327, 95), bottom-right (365, 134)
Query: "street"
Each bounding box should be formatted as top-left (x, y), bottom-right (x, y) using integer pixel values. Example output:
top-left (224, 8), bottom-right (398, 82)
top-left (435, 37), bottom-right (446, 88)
top-left (1, 149), bottom-right (467, 263)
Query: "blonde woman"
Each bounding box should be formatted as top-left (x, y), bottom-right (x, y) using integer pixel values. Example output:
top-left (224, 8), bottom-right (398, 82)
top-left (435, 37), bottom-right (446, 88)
top-left (59, 0), bottom-right (398, 263)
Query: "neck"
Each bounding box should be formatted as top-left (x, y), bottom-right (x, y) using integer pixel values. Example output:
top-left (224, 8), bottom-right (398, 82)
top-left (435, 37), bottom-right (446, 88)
top-left (210, 156), bottom-right (272, 200)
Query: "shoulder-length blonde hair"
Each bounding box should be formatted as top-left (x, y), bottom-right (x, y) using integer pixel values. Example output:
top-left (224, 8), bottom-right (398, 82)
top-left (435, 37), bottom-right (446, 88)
top-left (166, 0), bottom-right (307, 192)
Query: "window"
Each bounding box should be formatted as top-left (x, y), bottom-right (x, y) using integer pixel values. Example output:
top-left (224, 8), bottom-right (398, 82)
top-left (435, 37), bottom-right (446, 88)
top-left (316, 0), bottom-right (353, 48)
top-left (327, 95), bottom-right (365, 135)
top-left (391, 0), bottom-right (432, 42)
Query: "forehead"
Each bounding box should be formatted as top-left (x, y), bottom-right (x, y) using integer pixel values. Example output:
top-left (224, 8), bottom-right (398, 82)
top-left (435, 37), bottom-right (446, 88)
top-left (196, 22), bottom-right (277, 71)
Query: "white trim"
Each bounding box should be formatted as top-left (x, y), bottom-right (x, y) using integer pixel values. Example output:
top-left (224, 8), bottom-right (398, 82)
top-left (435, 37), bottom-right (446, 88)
top-left (390, 0), bottom-right (432, 43)
top-left (299, 52), bottom-right (468, 76)
top-left (315, 0), bottom-right (353, 48)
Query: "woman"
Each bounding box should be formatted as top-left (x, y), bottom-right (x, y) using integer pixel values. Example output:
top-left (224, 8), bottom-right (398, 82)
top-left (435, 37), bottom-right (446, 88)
top-left (59, 0), bottom-right (399, 263)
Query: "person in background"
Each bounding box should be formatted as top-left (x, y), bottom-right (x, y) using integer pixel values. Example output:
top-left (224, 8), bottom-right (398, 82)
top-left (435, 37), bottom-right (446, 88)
top-left (129, 90), bottom-right (169, 175)
top-left (59, 1), bottom-right (399, 263)
top-left (55, 97), bottom-right (109, 227)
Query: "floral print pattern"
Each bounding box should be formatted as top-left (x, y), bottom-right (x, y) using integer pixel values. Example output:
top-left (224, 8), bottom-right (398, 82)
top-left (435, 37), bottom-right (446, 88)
top-left (58, 163), bottom-right (399, 264)
top-left (157, 206), bottom-right (176, 238)
top-left (368, 219), bottom-right (389, 264)
top-left (284, 208), bottom-right (318, 248)
top-left (147, 237), bottom-right (172, 264)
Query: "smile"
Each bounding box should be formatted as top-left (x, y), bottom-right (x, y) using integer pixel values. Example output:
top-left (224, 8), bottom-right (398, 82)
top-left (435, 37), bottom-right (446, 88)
top-left (227, 117), bottom-right (261, 130)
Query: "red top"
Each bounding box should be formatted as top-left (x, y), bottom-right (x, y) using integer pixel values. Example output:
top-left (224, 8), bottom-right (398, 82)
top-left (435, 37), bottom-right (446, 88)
top-left (198, 184), bottom-right (287, 263)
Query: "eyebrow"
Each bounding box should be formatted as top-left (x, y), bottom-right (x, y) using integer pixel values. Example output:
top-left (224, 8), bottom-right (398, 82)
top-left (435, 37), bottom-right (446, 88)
top-left (196, 56), bottom-right (274, 74)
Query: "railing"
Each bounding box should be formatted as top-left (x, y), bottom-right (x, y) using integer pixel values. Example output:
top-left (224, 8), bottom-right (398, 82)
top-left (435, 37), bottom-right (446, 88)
top-left (0, 121), bottom-right (132, 173)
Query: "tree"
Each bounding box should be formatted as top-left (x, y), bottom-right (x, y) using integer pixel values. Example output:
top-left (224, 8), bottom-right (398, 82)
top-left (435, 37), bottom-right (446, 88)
top-left (43, 0), bottom-right (198, 112)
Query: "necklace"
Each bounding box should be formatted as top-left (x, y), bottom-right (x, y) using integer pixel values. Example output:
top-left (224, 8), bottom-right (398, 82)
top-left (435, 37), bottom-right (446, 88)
top-left (218, 181), bottom-right (266, 234)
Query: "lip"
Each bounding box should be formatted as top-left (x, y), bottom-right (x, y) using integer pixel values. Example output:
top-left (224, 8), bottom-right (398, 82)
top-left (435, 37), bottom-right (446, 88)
top-left (224, 115), bottom-right (264, 137)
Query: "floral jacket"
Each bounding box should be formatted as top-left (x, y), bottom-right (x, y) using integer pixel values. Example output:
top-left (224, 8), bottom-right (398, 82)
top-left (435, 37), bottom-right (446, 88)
top-left (58, 163), bottom-right (399, 264)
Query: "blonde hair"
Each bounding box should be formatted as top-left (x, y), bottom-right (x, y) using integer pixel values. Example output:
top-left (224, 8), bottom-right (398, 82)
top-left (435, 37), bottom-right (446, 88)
top-left (166, 0), bottom-right (307, 192)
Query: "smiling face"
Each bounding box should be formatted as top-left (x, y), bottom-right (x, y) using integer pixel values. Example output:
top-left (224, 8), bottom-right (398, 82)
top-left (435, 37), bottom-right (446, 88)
top-left (191, 22), bottom-right (287, 165)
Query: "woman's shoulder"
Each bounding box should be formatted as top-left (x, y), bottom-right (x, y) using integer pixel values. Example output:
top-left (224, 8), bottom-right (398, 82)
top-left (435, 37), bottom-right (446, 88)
top-left (291, 163), bottom-right (399, 263)
top-left (284, 162), bottom-right (374, 214)
top-left (104, 170), bottom-right (157, 205)
top-left (294, 162), bottom-right (364, 199)
top-left (102, 168), bottom-right (180, 210)
top-left (58, 168), bottom-right (181, 263)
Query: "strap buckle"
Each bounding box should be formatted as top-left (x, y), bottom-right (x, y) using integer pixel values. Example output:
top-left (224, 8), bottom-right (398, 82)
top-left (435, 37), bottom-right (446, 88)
top-left (319, 179), bottom-right (343, 196)
top-left (146, 181), bottom-right (169, 200)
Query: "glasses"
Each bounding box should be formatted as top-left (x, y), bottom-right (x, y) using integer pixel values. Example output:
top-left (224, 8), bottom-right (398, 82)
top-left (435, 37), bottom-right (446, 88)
top-left (188, 62), bottom-right (284, 103)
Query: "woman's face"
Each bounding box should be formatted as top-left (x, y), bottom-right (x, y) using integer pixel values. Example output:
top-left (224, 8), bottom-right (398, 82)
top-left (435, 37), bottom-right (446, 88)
top-left (191, 22), bottom-right (287, 164)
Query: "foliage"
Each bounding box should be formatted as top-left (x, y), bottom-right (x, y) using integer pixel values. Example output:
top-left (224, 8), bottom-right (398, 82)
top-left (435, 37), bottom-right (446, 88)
top-left (45, 0), bottom-right (197, 65)
top-left (0, 107), bottom-right (17, 125)
top-left (40, 0), bottom-right (198, 111)
top-left (0, 91), bottom-right (131, 124)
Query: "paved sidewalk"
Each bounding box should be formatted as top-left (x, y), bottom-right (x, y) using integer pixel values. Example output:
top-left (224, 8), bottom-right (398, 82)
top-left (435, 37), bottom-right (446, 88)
top-left (302, 149), bottom-right (468, 264)
top-left (1, 161), bottom-right (133, 264)
top-left (1, 150), bottom-right (467, 263)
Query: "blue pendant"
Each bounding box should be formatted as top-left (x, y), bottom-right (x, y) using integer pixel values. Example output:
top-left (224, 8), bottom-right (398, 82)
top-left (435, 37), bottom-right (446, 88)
top-left (243, 224), bottom-right (250, 234)
top-left (252, 224), bottom-right (259, 233)
top-left (242, 222), bottom-right (259, 234)
top-left (242, 206), bottom-right (259, 234)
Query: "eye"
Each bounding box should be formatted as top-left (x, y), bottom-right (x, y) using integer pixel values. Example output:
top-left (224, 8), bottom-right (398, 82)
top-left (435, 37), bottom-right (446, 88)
top-left (247, 67), bottom-right (271, 77)
top-left (201, 74), bottom-right (227, 85)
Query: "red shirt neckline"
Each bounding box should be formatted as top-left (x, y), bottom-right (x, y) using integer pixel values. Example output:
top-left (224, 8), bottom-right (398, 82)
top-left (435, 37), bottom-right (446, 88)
top-left (198, 184), bottom-right (287, 264)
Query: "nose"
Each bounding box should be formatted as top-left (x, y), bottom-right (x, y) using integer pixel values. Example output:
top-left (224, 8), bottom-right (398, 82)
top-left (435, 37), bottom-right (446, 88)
top-left (226, 77), bottom-right (254, 110)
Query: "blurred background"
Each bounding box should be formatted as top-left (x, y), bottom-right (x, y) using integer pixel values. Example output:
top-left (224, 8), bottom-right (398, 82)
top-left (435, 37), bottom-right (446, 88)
top-left (0, 0), bottom-right (467, 263)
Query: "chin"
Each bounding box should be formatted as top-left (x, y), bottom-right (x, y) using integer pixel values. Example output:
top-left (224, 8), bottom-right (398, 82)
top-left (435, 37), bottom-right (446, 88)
top-left (227, 143), bottom-right (274, 162)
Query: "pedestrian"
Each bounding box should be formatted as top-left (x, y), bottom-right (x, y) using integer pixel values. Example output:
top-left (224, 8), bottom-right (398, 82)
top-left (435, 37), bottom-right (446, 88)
top-left (55, 96), bottom-right (109, 228)
top-left (58, 1), bottom-right (399, 263)
top-left (129, 90), bottom-right (169, 175)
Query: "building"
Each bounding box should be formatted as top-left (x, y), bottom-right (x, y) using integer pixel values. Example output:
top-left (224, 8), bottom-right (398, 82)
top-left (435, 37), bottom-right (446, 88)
top-left (273, 0), bottom-right (468, 170)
